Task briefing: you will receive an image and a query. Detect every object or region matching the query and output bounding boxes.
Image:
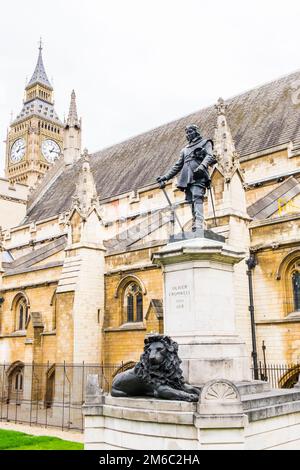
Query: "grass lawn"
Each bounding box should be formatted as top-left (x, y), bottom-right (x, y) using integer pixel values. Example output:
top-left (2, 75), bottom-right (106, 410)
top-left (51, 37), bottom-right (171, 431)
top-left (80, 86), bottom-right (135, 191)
top-left (0, 429), bottom-right (83, 450)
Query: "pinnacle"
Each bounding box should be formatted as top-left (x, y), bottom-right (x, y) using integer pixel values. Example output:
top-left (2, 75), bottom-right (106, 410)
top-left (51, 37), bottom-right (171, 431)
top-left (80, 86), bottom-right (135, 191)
top-left (214, 97), bottom-right (239, 177)
top-left (66, 90), bottom-right (80, 127)
top-left (27, 43), bottom-right (52, 89)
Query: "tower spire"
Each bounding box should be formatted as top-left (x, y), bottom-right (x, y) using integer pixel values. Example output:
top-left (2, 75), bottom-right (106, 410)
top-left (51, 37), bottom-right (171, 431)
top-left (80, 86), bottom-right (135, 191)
top-left (27, 40), bottom-right (52, 90)
top-left (6, 43), bottom-right (63, 187)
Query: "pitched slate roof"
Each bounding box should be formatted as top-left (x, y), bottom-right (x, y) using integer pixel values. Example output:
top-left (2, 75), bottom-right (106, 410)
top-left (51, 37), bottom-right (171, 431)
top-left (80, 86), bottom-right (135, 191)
top-left (14, 98), bottom-right (62, 125)
top-left (104, 209), bottom-right (170, 252)
top-left (247, 176), bottom-right (300, 219)
top-left (3, 236), bottom-right (66, 276)
top-left (24, 69), bottom-right (300, 224)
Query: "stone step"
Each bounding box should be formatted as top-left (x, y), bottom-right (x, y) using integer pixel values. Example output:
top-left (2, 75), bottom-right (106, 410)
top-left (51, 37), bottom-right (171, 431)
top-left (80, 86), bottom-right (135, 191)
top-left (247, 400), bottom-right (300, 422)
top-left (241, 388), bottom-right (300, 411)
top-left (235, 380), bottom-right (271, 396)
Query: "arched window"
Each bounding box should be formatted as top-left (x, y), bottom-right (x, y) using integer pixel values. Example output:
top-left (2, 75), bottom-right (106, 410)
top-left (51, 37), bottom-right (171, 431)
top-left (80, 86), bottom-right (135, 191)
top-left (45, 365), bottom-right (55, 408)
top-left (276, 254), bottom-right (300, 316)
top-left (16, 297), bottom-right (29, 331)
top-left (293, 271), bottom-right (300, 311)
top-left (15, 370), bottom-right (23, 391)
top-left (7, 362), bottom-right (24, 404)
top-left (124, 283), bottom-right (143, 323)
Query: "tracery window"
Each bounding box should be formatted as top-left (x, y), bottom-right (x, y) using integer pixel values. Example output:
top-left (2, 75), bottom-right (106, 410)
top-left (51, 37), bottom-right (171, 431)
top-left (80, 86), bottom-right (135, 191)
top-left (124, 283), bottom-right (143, 323)
top-left (7, 362), bottom-right (24, 403)
top-left (16, 297), bottom-right (29, 331)
top-left (292, 271), bottom-right (300, 311)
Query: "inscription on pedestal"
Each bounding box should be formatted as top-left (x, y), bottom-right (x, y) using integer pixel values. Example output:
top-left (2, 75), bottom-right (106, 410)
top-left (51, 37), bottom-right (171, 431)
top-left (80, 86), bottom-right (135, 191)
top-left (165, 271), bottom-right (193, 333)
top-left (169, 284), bottom-right (191, 311)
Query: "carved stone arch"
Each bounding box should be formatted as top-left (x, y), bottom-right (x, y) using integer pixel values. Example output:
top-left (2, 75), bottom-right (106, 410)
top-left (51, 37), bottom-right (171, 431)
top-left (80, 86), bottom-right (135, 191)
top-left (114, 275), bottom-right (147, 299)
top-left (275, 249), bottom-right (300, 280)
top-left (50, 290), bottom-right (57, 306)
top-left (11, 292), bottom-right (30, 331)
top-left (6, 360), bottom-right (25, 377)
top-left (6, 361), bottom-right (25, 404)
top-left (10, 291), bottom-right (30, 311)
top-left (275, 249), bottom-right (300, 316)
top-left (115, 276), bottom-right (146, 325)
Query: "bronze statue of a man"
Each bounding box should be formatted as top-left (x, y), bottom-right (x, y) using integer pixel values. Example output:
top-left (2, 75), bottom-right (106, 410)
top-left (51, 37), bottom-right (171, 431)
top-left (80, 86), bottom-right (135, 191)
top-left (157, 125), bottom-right (215, 232)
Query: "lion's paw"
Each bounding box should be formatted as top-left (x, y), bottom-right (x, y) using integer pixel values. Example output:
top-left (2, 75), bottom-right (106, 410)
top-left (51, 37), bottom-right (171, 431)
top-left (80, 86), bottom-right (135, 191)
top-left (187, 393), bottom-right (199, 402)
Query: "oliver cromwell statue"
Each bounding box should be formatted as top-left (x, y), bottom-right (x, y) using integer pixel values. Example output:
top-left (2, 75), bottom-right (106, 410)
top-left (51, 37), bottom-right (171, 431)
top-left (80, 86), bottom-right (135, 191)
top-left (157, 125), bottom-right (216, 232)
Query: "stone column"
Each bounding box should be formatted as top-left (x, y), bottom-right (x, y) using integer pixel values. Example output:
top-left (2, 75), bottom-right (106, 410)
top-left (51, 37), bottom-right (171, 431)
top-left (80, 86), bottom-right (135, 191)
top-left (152, 235), bottom-right (251, 384)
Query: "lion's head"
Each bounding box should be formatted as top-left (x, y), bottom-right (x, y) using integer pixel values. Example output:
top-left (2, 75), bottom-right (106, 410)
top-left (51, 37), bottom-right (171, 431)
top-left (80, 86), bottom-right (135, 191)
top-left (134, 334), bottom-right (185, 390)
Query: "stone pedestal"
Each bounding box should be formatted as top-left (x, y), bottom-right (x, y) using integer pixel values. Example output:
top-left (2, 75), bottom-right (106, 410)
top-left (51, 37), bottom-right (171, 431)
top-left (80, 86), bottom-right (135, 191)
top-left (83, 376), bottom-right (300, 450)
top-left (152, 235), bottom-right (251, 384)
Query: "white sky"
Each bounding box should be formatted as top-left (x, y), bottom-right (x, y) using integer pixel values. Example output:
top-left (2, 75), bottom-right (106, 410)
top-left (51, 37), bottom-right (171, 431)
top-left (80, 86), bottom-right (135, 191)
top-left (1, 0), bottom-right (300, 176)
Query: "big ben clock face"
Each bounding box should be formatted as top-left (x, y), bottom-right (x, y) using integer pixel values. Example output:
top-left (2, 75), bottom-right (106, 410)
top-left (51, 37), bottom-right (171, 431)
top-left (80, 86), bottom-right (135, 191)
top-left (42, 139), bottom-right (61, 163)
top-left (10, 138), bottom-right (26, 164)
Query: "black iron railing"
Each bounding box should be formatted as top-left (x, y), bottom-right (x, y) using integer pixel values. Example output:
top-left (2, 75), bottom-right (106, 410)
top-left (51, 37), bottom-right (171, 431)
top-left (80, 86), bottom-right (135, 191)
top-left (0, 362), bottom-right (129, 432)
top-left (252, 361), bottom-right (300, 389)
top-left (2, 360), bottom-right (300, 432)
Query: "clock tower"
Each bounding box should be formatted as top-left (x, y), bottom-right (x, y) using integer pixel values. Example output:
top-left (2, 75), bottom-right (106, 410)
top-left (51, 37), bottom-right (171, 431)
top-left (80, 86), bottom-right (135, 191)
top-left (5, 43), bottom-right (64, 187)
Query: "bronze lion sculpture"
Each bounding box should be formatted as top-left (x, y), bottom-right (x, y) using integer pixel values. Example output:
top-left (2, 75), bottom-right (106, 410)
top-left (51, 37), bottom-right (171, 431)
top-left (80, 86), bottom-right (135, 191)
top-left (111, 335), bottom-right (200, 402)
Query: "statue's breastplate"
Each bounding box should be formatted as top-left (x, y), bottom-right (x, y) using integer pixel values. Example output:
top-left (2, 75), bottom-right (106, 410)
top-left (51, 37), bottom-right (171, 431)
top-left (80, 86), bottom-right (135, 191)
top-left (183, 139), bottom-right (207, 164)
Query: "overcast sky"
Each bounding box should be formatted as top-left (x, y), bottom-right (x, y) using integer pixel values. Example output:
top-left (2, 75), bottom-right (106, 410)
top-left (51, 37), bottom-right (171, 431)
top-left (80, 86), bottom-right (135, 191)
top-left (1, 0), bottom-right (300, 176)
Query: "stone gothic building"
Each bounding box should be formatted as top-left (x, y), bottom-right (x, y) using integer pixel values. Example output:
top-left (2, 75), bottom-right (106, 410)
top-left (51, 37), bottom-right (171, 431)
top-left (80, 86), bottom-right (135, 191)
top-left (1, 46), bottom-right (300, 405)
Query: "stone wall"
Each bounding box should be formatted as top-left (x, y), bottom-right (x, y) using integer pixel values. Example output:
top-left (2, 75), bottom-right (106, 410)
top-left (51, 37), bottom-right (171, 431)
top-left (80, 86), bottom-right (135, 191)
top-left (83, 380), bottom-right (300, 450)
top-left (103, 261), bottom-right (163, 365)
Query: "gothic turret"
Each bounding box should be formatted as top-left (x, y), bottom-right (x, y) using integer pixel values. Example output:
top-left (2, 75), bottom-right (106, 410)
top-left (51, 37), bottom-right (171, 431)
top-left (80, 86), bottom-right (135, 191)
top-left (71, 149), bottom-right (99, 216)
top-left (208, 98), bottom-right (250, 247)
top-left (214, 97), bottom-right (240, 182)
top-left (63, 90), bottom-right (82, 165)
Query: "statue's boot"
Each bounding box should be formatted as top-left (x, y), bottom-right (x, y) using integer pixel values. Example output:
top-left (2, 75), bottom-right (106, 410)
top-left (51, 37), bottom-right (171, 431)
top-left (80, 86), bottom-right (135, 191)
top-left (193, 197), bottom-right (204, 233)
top-left (191, 204), bottom-right (196, 232)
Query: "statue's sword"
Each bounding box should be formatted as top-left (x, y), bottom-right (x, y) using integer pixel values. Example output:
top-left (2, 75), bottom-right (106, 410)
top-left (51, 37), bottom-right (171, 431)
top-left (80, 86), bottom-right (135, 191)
top-left (157, 181), bottom-right (184, 233)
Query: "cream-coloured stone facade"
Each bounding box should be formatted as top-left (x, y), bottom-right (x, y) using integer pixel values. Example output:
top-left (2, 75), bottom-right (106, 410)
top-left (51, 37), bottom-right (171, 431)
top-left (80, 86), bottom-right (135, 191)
top-left (1, 49), bottom-right (300, 411)
top-left (0, 178), bottom-right (28, 230)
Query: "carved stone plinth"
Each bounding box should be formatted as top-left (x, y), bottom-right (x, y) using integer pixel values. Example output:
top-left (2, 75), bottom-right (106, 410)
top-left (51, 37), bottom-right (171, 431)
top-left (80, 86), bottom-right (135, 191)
top-left (152, 236), bottom-right (251, 384)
